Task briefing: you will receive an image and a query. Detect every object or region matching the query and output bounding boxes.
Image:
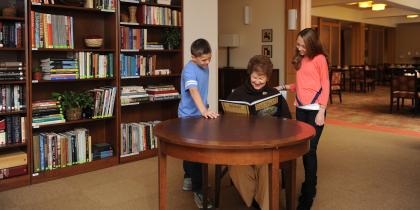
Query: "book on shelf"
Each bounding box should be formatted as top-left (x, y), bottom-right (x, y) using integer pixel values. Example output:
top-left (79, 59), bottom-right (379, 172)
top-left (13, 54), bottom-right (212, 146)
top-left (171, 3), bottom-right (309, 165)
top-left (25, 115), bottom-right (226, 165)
top-left (30, 0), bottom-right (116, 10)
top-left (120, 121), bottom-right (160, 157)
top-left (136, 5), bottom-right (182, 26)
top-left (121, 86), bottom-right (149, 105)
top-left (33, 128), bottom-right (92, 173)
top-left (0, 85), bottom-right (25, 111)
top-left (0, 150), bottom-right (27, 170)
top-left (32, 99), bottom-right (65, 127)
top-left (157, 0), bottom-right (171, 5)
top-left (90, 87), bottom-right (117, 118)
top-left (0, 116), bottom-right (26, 145)
top-left (92, 142), bottom-right (113, 160)
top-left (30, 11), bottom-right (74, 49)
top-left (219, 93), bottom-right (282, 115)
top-left (0, 165), bottom-right (27, 180)
top-left (0, 22), bottom-right (24, 48)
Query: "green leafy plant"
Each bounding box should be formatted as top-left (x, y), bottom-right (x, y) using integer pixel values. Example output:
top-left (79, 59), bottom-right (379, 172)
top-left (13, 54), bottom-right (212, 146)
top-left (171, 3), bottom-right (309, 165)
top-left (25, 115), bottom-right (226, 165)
top-left (33, 66), bottom-right (41, 73)
top-left (163, 28), bottom-right (180, 49)
top-left (52, 91), bottom-right (94, 111)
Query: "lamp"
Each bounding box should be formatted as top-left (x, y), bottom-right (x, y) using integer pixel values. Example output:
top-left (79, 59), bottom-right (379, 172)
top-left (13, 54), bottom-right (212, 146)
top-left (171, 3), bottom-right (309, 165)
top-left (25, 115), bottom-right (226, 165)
top-left (219, 34), bottom-right (240, 68)
top-left (407, 14), bottom-right (419, 18)
top-left (288, 9), bottom-right (298, 30)
top-left (358, 1), bottom-right (372, 8)
top-left (372, 3), bottom-right (386, 11)
top-left (244, 6), bottom-right (251, 25)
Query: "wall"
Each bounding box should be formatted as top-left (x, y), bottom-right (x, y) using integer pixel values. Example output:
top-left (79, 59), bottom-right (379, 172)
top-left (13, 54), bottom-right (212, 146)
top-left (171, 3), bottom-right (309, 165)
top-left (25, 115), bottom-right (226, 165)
top-left (395, 22), bottom-right (420, 64)
top-left (218, 0), bottom-right (286, 83)
top-left (184, 0), bottom-right (219, 111)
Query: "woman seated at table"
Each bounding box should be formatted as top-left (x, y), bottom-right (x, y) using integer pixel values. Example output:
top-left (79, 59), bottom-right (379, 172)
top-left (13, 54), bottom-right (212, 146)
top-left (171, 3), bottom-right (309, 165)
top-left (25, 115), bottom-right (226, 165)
top-left (227, 55), bottom-right (291, 210)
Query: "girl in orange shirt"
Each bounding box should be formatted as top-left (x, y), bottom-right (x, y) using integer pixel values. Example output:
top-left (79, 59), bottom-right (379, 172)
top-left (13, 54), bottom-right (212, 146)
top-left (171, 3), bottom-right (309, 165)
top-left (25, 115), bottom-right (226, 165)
top-left (282, 28), bottom-right (330, 210)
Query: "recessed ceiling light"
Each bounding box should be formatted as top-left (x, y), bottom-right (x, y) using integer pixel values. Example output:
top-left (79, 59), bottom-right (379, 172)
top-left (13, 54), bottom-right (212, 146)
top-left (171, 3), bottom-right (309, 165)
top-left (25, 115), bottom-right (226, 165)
top-left (346, 2), bottom-right (358, 5)
top-left (406, 14), bottom-right (419, 18)
top-left (372, 3), bottom-right (386, 11)
top-left (358, 1), bottom-right (372, 8)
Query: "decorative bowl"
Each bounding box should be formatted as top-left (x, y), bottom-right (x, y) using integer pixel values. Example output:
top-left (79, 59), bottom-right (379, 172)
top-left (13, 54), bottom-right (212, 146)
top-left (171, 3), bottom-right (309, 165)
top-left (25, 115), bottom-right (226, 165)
top-left (84, 38), bottom-right (103, 48)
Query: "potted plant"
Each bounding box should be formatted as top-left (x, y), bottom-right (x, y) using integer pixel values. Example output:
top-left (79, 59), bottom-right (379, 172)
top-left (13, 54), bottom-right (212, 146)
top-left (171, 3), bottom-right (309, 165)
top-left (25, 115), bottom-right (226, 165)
top-left (163, 28), bottom-right (180, 50)
top-left (3, 0), bottom-right (17, 17)
top-left (32, 67), bottom-right (42, 81)
top-left (52, 91), bottom-right (94, 121)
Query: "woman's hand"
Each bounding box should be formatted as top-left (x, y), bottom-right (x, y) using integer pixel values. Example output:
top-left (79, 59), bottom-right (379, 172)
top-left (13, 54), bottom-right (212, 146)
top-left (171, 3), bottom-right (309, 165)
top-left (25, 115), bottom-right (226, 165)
top-left (315, 107), bottom-right (326, 126)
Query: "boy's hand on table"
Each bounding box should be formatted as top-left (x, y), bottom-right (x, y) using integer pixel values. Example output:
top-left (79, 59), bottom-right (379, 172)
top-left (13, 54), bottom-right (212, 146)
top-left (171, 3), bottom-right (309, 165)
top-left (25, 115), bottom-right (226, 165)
top-left (202, 110), bottom-right (219, 119)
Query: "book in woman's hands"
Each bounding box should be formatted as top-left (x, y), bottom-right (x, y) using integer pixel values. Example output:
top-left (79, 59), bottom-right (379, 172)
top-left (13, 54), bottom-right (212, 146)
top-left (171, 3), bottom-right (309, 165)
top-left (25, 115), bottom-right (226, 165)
top-left (219, 93), bottom-right (281, 115)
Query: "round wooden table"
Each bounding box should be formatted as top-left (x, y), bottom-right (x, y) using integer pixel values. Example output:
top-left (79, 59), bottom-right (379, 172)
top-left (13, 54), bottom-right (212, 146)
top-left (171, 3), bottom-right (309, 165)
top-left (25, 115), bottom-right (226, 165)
top-left (155, 114), bottom-right (315, 210)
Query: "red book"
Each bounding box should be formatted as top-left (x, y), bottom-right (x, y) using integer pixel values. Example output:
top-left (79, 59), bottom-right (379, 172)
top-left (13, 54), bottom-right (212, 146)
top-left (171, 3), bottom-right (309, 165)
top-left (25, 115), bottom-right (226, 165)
top-left (0, 165), bottom-right (27, 180)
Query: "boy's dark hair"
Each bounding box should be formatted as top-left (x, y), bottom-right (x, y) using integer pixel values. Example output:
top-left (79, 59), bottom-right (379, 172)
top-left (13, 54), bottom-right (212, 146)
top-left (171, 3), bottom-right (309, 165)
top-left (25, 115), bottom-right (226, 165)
top-left (191, 39), bottom-right (212, 57)
top-left (247, 55), bottom-right (273, 78)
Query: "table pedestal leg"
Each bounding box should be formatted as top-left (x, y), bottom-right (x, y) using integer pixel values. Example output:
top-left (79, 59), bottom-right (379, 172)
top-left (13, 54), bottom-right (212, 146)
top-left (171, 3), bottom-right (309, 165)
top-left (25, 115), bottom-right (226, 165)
top-left (159, 147), bottom-right (167, 210)
top-left (270, 150), bottom-right (280, 210)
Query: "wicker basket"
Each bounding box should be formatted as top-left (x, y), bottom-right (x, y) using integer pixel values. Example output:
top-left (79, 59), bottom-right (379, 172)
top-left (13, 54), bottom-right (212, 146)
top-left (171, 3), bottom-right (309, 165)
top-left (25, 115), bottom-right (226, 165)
top-left (66, 108), bottom-right (82, 121)
top-left (84, 38), bottom-right (103, 48)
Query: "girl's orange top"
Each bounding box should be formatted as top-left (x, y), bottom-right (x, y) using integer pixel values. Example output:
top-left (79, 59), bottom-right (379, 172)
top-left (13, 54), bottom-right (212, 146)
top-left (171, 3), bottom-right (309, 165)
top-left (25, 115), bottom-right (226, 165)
top-left (289, 54), bottom-right (330, 106)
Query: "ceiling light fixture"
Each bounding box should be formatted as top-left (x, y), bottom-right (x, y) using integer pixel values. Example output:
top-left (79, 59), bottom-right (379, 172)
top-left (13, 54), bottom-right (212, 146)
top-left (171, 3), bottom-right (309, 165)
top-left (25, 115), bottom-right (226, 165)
top-left (358, 1), bottom-right (372, 8)
top-left (372, 3), bottom-right (386, 11)
top-left (406, 14), bottom-right (419, 18)
top-left (346, 2), bottom-right (358, 5)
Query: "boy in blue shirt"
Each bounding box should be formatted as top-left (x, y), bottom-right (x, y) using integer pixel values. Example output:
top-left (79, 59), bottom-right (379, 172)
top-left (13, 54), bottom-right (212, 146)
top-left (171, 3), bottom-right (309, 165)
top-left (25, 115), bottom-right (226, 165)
top-left (178, 38), bottom-right (218, 209)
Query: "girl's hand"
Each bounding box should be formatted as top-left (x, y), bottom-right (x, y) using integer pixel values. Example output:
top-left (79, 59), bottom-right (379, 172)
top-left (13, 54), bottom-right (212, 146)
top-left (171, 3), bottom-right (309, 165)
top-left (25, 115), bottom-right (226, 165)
top-left (315, 108), bottom-right (326, 126)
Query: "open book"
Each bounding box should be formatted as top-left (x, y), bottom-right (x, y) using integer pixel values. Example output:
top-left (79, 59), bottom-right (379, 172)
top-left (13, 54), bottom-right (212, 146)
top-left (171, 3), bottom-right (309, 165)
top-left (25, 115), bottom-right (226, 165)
top-left (220, 92), bottom-right (282, 115)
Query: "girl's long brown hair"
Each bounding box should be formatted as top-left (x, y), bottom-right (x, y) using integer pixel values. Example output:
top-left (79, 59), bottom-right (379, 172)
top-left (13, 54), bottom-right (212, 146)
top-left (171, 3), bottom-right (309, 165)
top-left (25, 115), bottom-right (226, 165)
top-left (292, 28), bottom-right (327, 70)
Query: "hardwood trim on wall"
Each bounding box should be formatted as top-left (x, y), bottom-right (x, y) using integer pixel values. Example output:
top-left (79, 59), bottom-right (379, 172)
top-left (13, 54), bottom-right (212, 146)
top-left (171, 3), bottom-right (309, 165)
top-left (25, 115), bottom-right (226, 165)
top-left (285, 0), bottom-right (301, 112)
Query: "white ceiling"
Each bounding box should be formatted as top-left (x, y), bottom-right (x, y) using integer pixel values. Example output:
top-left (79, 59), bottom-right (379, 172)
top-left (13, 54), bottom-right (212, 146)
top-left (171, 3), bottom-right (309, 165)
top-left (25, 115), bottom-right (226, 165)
top-left (312, 0), bottom-right (420, 26)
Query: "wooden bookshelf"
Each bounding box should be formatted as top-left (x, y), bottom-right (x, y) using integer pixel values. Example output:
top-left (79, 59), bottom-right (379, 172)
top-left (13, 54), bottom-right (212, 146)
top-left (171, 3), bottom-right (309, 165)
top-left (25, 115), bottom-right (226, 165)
top-left (0, 0), bottom-right (30, 191)
top-left (118, 0), bottom-right (183, 163)
top-left (0, 174), bottom-right (30, 191)
top-left (0, 0), bottom-right (183, 191)
top-left (120, 148), bottom-right (158, 164)
top-left (27, 0), bottom-right (119, 184)
top-left (31, 156), bottom-right (118, 184)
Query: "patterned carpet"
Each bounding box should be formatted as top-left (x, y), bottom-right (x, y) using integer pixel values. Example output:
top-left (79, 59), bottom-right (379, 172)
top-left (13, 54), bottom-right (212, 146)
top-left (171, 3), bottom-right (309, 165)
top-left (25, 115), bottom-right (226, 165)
top-left (327, 85), bottom-right (420, 133)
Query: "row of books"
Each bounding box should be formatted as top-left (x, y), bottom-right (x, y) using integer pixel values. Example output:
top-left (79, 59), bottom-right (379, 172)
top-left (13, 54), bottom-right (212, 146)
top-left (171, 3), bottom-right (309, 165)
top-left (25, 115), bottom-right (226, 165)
top-left (0, 61), bottom-right (25, 81)
top-left (31, 0), bottom-right (116, 10)
top-left (30, 11), bottom-right (74, 49)
top-left (137, 5), bottom-right (182, 26)
top-left (120, 121), bottom-right (160, 157)
top-left (0, 22), bottom-right (24, 48)
top-left (40, 58), bottom-right (78, 80)
top-left (0, 150), bottom-right (27, 180)
top-left (145, 85), bottom-right (179, 101)
top-left (121, 86), bottom-right (149, 105)
top-left (32, 100), bottom-right (64, 127)
top-left (91, 87), bottom-right (117, 119)
top-left (32, 128), bottom-right (92, 172)
top-left (120, 54), bottom-right (159, 77)
top-left (39, 53), bottom-right (114, 80)
top-left (142, 0), bottom-right (172, 5)
top-left (0, 85), bottom-right (25, 112)
top-left (120, 27), bottom-right (147, 50)
top-left (0, 116), bottom-right (26, 145)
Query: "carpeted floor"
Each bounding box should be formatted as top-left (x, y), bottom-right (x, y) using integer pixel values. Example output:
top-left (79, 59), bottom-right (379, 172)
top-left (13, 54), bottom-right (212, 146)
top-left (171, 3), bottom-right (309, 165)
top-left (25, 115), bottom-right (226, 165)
top-left (327, 85), bottom-right (420, 132)
top-left (1, 124), bottom-right (419, 210)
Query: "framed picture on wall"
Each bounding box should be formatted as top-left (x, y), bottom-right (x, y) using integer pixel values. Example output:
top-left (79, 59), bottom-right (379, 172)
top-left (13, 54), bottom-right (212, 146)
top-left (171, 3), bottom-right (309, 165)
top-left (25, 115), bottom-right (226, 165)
top-left (262, 29), bottom-right (273, 42)
top-left (262, 45), bottom-right (272, 58)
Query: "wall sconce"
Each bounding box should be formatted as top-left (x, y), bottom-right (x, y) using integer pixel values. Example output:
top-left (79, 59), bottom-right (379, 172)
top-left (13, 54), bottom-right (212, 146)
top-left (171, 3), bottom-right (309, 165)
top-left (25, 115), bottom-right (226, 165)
top-left (244, 6), bottom-right (251, 25)
top-left (288, 9), bottom-right (297, 30)
top-left (358, 1), bottom-right (372, 8)
top-left (219, 34), bottom-right (240, 68)
top-left (372, 3), bottom-right (386, 11)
